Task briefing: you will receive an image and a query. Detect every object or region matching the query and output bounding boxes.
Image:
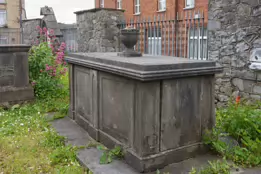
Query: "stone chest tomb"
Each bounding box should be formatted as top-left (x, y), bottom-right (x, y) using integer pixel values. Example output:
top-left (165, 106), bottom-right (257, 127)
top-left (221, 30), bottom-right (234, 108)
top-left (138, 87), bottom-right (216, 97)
top-left (0, 45), bottom-right (34, 104)
top-left (66, 50), bottom-right (222, 172)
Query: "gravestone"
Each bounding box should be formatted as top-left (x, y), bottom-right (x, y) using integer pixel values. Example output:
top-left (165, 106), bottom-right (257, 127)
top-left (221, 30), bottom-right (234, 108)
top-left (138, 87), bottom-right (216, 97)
top-left (0, 45), bottom-right (34, 105)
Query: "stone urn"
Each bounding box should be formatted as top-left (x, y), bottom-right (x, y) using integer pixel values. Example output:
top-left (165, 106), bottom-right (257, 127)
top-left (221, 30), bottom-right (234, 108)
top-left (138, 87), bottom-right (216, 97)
top-left (118, 28), bottom-right (142, 57)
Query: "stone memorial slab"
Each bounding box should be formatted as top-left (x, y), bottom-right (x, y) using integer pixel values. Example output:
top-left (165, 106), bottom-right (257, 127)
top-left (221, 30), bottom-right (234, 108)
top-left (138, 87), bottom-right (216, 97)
top-left (0, 45), bottom-right (34, 104)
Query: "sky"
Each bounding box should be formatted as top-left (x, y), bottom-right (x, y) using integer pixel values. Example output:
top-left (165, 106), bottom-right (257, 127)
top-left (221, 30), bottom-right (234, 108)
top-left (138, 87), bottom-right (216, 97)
top-left (25, 0), bottom-right (95, 24)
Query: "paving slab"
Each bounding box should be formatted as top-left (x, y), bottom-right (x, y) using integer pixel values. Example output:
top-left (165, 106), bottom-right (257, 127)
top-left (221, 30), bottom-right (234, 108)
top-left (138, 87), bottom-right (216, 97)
top-left (51, 117), bottom-right (261, 174)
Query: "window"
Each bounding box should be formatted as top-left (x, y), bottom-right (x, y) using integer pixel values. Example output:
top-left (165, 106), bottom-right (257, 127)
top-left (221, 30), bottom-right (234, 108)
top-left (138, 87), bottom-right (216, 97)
top-left (0, 0), bottom-right (6, 3)
top-left (158, 0), bottom-right (166, 11)
top-left (117, 0), bottom-right (122, 9)
top-left (100, 0), bottom-right (104, 8)
top-left (188, 28), bottom-right (208, 60)
top-left (134, 0), bottom-right (140, 14)
top-left (0, 36), bottom-right (7, 44)
top-left (185, 0), bottom-right (194, 8)
top-left (147, 27), bottom-right (162, 55)
top-left (0, 10), bottom-right (6, 27)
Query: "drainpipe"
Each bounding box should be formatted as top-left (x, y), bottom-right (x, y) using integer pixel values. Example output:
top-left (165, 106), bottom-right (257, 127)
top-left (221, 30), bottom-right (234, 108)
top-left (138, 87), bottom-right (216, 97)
top-left (19, 0), bottom-right (23, 44)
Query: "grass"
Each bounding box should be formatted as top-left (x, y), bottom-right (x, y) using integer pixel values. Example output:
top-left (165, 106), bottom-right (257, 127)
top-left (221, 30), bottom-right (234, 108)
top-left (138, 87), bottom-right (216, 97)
top-left (0, 98), bottom-right (90, 174)
top-left (190, 101), bottom-right (261, 173)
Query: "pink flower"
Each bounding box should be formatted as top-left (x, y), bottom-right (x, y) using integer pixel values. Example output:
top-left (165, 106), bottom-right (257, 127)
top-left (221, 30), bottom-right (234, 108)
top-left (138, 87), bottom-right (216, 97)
top-left (43, 27), bottom-right (47, 33)
top-left (39, 28), bottom-right (43, 34)
top-left (31, 81), bottom-right (36, 86)
top-left (45, 64), bottom-right (51, 71)
top-left (36, 26), bottom-right (41, 30)
top-left (49, 29), bottom-right (54, 35)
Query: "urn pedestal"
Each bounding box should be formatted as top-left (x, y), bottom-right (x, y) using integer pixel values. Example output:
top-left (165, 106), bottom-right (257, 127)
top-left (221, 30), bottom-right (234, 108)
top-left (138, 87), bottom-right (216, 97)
top-left (117, 29), bottom-right (142, 57)
top-left (66, 52), bottom-right (222, 172)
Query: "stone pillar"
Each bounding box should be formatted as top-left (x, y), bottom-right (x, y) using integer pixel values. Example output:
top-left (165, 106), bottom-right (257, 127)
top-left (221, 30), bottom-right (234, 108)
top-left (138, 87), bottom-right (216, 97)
top-left (0, 45), bottom-right (34, 104)
top-left (74, 8), bottom-right (125, 52)
top-left (208, 0), bottom-right (261, 107)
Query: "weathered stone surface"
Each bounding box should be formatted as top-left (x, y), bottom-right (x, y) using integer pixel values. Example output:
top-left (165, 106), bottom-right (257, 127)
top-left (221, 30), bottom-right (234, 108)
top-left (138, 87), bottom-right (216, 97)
top-left (219, 135), bottom-right (239, 150)
top-left (209, 0), bottom-right (261, 106)
top-left (0, 45), bottom-right (34, 104)
top-left (232, 78), bottom-right (244, 91)
top-left (253, 85), bottom-right (261, 94)
top-left (66, 51), bottom-right (221, 172)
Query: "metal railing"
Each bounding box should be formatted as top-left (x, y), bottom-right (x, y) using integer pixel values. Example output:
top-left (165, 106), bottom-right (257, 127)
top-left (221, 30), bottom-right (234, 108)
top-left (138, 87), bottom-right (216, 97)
top-left (60, 28), bottom-right (78, 52)
top-left (119, 9), bottom-right (208, 60)
top-left (0, 28), bottom-right (23, 45)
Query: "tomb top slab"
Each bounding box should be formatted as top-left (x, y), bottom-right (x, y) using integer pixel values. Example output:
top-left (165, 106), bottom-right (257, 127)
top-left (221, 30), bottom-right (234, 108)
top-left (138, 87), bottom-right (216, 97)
top-left (0, 44), bottom-right (31, 53)
top-left (66, 52), bottom-right (223, 81)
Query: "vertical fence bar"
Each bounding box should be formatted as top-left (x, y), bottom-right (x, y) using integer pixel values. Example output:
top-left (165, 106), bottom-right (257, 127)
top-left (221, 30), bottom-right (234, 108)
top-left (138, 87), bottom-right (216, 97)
top-left (206, 11), bottom-right (209, 60)
top-left (157, 15), bottom-right (160, 55)
top-left (137, 16), bottom-right (141, 52)
top-left (197, 10), bottom-right (200, 60)
top-left (184, 11), bottom-right (187, 58)
top-left (201, 10), bottom-right (204, 60)
top-left (175, 12), bottom-right (179, 57)
top-left (164, 14), bottom-right (167, 56)
top-left (192, 11), bottom-right (196, 60)
top-left (161, 15), bottom-right (164, 55)
top-left (179, 12), bottom-right (183, 58)
top-left (143, 18), bottom-right (147, 54)
top-left (149, 17), bottom-right (153, 54)
top-left (188, 11), bottom-right (192, 59)
top-left (168, 14), bottom-right (170, 56)
top-left (172, 17), bottom-right (174, 57)
top-left (153, 16), bottom-right (157, 55)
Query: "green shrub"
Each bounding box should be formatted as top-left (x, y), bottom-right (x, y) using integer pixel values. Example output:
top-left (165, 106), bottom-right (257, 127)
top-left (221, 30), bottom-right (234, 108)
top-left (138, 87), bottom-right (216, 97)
top-left (28, 27), bottom-right (68, 99)
top-left (204, 102), bottom-right (261, 167)
top-left (190, 160), bottom-right (232, 174)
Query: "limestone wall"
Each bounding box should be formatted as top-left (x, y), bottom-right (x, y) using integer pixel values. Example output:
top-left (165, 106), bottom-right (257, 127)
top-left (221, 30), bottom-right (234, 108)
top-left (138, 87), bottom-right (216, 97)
top-left (208, 0), bottom-right (261, 107)
top-left (75, 8), bottom-right (125, 52)
top-left (22, 19), bottom-right (42, 45)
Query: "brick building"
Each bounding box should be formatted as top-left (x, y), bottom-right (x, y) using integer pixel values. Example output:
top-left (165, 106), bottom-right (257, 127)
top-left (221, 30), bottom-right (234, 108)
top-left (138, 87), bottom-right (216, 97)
top-left (95, 0), bottom-right (208, 21)
top-left (0, 0), bottom-right (26, 44)
top-left (95, 0), bottom-right (208, 59)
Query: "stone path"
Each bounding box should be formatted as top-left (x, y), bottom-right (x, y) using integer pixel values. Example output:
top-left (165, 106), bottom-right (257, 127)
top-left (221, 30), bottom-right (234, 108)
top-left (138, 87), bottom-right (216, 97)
top-left (51, 116), bottom-right (261, 174)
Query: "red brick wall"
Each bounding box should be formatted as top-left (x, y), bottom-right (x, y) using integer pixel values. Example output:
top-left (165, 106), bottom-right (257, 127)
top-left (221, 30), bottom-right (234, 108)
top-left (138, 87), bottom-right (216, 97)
top-left (96, 0), bottom-right (208, 19)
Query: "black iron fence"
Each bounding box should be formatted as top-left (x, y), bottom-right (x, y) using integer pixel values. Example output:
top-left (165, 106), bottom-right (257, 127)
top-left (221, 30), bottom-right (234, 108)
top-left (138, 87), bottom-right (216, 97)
top-left (119, 10), bottom-right (208, 60)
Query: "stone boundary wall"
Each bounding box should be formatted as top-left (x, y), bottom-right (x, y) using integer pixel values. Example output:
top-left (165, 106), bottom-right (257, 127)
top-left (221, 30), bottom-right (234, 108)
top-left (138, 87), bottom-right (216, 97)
top-left (208, 0), bottom-right (261, 107)
top-left (22, 19), bottom-right (43, 45)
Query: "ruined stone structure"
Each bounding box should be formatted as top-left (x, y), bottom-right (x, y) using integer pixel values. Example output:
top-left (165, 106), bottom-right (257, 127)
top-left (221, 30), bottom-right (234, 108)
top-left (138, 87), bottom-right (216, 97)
top-left (22, 19), bottom-right (43, 45)
top-left (208, 0), bottom-right (261, 107)
top-left (22, 6), bottom-right (62, 46)
top-left (74, 8), bottom-right (124, 53)
top-left (40, 6), bottom-right (62, 37)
